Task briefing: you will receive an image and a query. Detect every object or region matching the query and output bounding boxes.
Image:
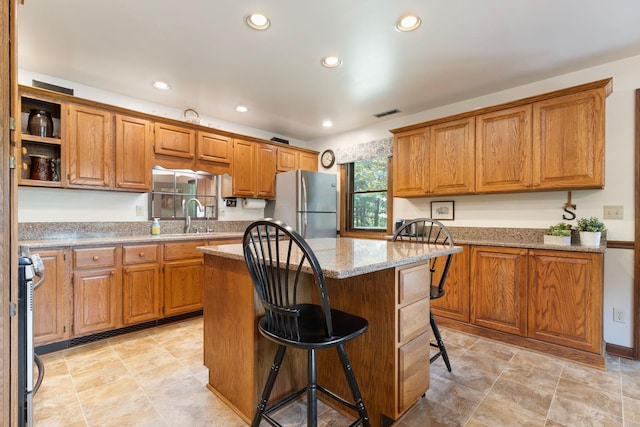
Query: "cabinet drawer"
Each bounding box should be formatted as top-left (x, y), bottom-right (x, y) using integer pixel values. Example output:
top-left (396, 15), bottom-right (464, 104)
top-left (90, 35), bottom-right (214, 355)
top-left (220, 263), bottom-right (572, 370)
top-left (398, 298), bottom-right (430, 344)
top-left (398, 332), bottom-right (430, 414)
top-left (164, 241), bottom-right (206, 260)
top-left (123, 244), bottom-right (159, 265)
top-left (73, 247), bottom-right (117, 269)
top-left (398, 262), bottom-right (430, 304)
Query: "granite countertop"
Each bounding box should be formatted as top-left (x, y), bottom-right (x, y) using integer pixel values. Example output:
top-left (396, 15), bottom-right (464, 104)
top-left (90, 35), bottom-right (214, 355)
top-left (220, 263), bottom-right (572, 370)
top-left (20, 232), bottom-right (244, 249)
top-left (200, 237), bottom-right (462, 279)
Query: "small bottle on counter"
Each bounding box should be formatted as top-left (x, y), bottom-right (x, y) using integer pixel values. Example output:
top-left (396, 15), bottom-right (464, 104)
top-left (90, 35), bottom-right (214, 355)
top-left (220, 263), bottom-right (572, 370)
top-left (151, 218), bottom-right (161, 236)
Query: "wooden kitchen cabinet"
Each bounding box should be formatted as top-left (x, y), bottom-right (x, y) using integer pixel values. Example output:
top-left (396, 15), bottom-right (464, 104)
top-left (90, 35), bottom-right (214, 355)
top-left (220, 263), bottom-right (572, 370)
top-left (393, 128), bottom-right (429, 197)
top-left (297, 151), bottom-right (318, 171)
top-left (72, 246), bottom-right (122, 336)
top-left (532, 87), bottom-right (606, 190)
top-left (115, 114), bottom-right (153, 191)
top-left (32, 249), bottom-right (68, 346)
top-left (153, 121), bottom-right (196, 170)
top-left (476, 105), bottom-right (533, 193)
top-left (528, 249), bottom-right (603, 353)
top-left (67, 103), bottom-right (113, 188)
top-left (470, 246), bottom-right (528, 336)
top-left (163, 241), bottom-right (205, 316)
top-left (196, 131), bottom-right (232, 175)
top-left (122, 244), bottom-right (161, 325)
top-left (276, 146), bottom-right (297, 172)
top-left (431, 244), bottom-right (470, 322)
top-left (222, 139), bottom-right (277, 198)
top-left (429, 117), bottom-right (475, 195)
top-left (256, 144), bottom-right (277, 198)
top-left (18, 90), bottom-right (66, 188)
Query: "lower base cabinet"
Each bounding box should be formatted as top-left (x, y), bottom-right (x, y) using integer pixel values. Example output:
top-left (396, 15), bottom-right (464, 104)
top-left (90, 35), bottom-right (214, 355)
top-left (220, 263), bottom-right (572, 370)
top-left (528, 249), bottom-right (603, 353)
top-left (436, 244), bottom-right (604, 362)
top-left (163, 241), bottom-right (205, 317)
top-left (33, 249), bottom-right (68, 346)
top-left (470, 246), bottom-right (528, 336)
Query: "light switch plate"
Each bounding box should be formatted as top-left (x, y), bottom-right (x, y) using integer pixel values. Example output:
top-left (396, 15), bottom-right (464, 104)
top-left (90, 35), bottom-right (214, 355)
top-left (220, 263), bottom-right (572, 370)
top-left (603, 205), bottom-right (623, 220)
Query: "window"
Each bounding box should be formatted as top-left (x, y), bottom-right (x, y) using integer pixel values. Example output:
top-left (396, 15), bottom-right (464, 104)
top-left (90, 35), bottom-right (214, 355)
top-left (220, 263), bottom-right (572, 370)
top-left (344, 157), bottom-right (389, 232)
top-left (149, 167), bottom-right (217, 220)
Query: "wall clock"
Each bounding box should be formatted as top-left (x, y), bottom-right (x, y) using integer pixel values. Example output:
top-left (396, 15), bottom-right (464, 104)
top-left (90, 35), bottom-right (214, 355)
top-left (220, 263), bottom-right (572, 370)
top-left (321, 149), bottom-right (336, 168)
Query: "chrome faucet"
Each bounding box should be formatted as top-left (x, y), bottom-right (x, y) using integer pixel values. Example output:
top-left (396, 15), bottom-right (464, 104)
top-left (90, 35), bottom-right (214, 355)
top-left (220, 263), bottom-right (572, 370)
top-left (184, 198), bottom-right (204, 233)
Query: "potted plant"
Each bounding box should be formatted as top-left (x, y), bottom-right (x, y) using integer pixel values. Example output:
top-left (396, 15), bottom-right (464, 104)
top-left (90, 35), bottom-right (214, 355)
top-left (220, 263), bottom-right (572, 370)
top-left (576, 217), bottom-right (606, 247)
top-left (544, 221), bottom-right (572, 246)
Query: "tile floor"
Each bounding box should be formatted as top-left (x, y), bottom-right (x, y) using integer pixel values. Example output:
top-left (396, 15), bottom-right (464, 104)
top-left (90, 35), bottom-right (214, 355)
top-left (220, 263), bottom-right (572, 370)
top-left (33, 316), bottom-right (640, 426)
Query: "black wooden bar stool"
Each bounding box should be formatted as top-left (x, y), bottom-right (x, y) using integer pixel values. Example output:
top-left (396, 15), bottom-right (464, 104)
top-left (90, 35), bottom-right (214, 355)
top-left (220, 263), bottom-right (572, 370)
top-left (243, 219), bottom-right (371, 427)
top-left (393, 218), bottom-right (454, 372)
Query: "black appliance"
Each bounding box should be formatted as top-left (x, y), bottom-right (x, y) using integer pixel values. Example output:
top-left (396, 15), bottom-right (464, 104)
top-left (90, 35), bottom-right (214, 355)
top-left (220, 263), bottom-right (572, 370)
top-left (18, 254), bottom-right (45, 427)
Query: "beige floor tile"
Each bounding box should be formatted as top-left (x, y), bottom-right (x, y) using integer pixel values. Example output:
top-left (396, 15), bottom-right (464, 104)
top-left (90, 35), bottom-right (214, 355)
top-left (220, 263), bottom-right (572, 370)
top-left (555, 376), bottom-right (622, 418)
top-left (547, 394), bottom-right (623, 426)
top-left (560, 362), bottom-right (621, 396)
top-left (625, 395), bottom-right (640, 424)
top-left (70, 359), bottom-right (130, 393)
top-left (486, 375), bottom-right (554, 417)
top-left (466, 394), bottom-right (546, 426)
top-left (76, 376), bottom-right (143, 418)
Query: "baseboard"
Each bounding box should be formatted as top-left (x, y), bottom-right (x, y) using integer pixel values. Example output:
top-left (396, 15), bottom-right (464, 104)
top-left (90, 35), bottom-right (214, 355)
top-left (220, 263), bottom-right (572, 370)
top-left (605, 342), bottom-right (635, 359)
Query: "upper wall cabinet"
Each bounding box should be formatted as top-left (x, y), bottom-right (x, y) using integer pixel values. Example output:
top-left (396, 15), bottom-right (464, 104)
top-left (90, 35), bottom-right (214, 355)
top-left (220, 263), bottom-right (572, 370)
top-left (18, 91), bottom-right (65, 188)
top-left (429, 117), bottom-right (475, 195)
top-left (391, 78), bottom-right (611, 197)
top-left (532, 89), bottom-right (605, 190)
top-left (197, 131), bottom-right (232, 175)
top-left (276, 146), bottom-right (297, 172)
top-left (393, 117), bottom-right (475, 197)
top-left (393, 129), bottom-right (429, 197)
top-left (115, 115), bottom-right (153, 191)
top-left (476, 105), bottom-right (533, 193)
top-left (153, 122), bottom-right (196, 170)
top-left (67, 103), bottom-right (113, 189)
top-left (297, 151), bottom-right (318, 171)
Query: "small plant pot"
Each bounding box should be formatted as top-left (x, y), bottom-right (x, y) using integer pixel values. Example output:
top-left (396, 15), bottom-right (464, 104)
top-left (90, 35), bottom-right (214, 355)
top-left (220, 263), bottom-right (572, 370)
top-left (544, 235), bottom-right (571, 246)
top-left (579, 231), bottom-right (601, 247)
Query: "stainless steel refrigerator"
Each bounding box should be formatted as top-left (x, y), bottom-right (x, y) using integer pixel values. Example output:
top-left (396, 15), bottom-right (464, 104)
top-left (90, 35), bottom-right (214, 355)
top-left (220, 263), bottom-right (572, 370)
top-left (267, 170), bottom-right (337, 238)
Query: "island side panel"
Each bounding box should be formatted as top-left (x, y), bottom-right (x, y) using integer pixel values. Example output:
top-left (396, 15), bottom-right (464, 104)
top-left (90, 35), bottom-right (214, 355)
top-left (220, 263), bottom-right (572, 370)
top-left (316, 267), bottom-right (397, 426)
top-left (203, 255), bottom-right (307, 422)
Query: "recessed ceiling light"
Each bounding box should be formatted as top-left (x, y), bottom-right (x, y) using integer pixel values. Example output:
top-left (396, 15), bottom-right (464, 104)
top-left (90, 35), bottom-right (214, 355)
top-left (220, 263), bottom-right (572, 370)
top-left (321, 56), bottom-right (343, 68)
top-left (235, 106), bottom-right (248, 113)
top-left (152, 80), bottom-right (170, 90)
top-left (245, 13), bottom-right (271, 30)
top-left (395, 14), bottom-right (421, 32)
top-left (322, 120), bottom-right (333, 128)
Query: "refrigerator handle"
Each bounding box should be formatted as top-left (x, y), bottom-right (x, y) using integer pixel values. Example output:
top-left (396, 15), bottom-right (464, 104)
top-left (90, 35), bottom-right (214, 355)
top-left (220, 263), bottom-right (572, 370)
top-left (300, 212), bottom-right (307, 238)
top-left (301, 175), bottom-right (308, 213)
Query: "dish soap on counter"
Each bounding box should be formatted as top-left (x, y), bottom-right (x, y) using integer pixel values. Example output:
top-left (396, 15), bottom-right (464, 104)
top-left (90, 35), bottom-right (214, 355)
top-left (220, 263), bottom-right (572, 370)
top-left (151, 218), bottom-right (161, 236)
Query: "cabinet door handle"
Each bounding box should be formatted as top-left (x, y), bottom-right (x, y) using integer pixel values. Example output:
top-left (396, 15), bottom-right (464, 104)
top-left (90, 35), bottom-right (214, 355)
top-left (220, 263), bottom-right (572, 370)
top-left (138, 252), bottom-right (145, 257)
top-left (92, 255), bottom-right (99, 261)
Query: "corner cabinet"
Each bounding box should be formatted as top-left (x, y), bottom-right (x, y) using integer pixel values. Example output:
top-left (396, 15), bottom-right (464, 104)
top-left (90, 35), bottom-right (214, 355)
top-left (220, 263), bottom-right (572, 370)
top-left (67, 104), bottom-right (113, 189)
top-left (528, 249), bottom-right (603, 353)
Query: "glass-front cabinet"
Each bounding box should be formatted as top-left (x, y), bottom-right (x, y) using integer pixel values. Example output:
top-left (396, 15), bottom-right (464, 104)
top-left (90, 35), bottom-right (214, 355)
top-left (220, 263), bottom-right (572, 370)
top-left (149, 167), bottom-right (217, 220)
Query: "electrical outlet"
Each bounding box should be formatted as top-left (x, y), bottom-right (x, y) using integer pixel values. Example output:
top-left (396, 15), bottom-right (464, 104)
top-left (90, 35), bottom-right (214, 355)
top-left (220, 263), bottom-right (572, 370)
top-left (135, 205), bottom-right (144, 217)
top-left (613, 308), bottom-right (625, 323)
top-left (603, 205), bottom-right (623, 220)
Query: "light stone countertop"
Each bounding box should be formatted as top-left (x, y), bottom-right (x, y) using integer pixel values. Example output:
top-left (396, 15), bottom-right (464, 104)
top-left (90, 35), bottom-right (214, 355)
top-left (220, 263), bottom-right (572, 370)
top-left (19, 232), bottom-right (244, 249)
top-left (199, 237), bottom-right (462, 279)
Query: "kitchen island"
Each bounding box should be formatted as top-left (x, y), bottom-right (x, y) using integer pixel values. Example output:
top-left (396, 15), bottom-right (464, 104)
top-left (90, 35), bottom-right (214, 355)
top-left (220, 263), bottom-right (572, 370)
top-left (199, 237), bottom-right (462, 427)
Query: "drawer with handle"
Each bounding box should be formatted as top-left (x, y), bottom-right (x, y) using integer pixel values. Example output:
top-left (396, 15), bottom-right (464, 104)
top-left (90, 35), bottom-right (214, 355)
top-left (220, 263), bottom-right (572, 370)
top-left (123, 244), bottom-right (160, 265)
top-left (73, 246), bottom-right (117, 269)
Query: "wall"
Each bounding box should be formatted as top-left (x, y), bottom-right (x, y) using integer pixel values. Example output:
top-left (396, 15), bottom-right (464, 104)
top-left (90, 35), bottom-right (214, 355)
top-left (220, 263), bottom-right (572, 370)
top-left (311, 54), bottom-right (640, 348)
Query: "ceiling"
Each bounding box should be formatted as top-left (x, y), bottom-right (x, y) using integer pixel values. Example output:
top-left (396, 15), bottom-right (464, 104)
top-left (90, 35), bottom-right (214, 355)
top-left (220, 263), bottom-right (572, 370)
top-left (16, 0), bottom-right (640, 142)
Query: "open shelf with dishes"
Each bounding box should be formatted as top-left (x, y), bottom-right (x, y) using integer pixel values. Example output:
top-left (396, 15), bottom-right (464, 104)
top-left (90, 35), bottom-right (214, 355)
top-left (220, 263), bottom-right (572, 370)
top-left (19, 94), bottom-right (64, 187)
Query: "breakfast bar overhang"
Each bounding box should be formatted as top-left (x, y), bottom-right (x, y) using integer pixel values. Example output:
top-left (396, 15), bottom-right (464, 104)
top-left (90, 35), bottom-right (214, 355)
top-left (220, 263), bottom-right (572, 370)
top-left (199, 237), bottom-right (462, 427)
